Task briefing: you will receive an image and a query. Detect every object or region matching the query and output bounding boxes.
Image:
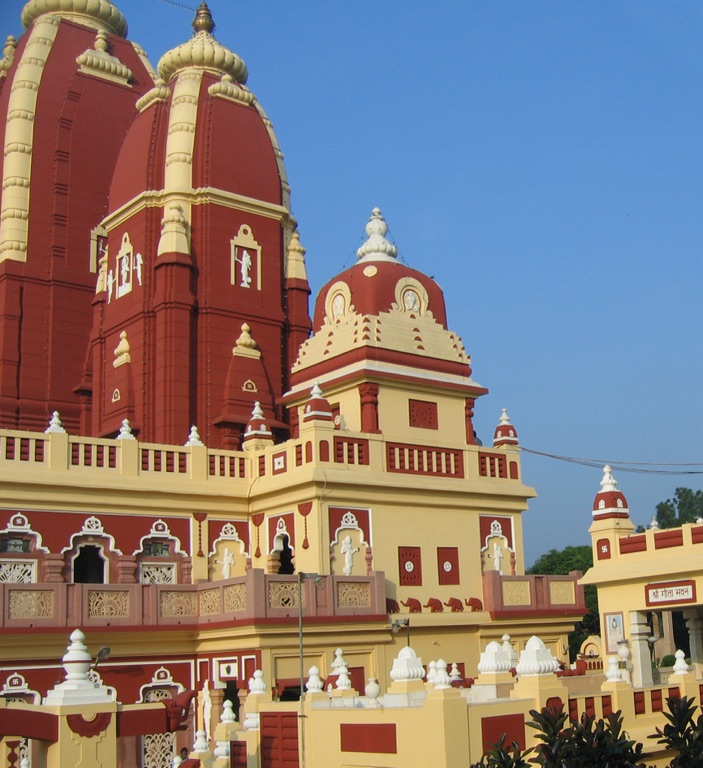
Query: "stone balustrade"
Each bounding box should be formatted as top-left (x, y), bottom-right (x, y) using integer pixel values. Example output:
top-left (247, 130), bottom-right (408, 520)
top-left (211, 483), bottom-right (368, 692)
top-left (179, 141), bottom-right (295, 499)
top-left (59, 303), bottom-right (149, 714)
top-left (0, 571), bottom-right (387, 629)
top-left (0, 424), bottom-right (523, 486)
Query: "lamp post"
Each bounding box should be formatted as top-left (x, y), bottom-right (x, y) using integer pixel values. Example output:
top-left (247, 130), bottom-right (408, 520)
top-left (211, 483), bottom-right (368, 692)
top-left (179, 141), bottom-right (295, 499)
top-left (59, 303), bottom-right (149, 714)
top-left (297, 572), bottom-right (322, 768)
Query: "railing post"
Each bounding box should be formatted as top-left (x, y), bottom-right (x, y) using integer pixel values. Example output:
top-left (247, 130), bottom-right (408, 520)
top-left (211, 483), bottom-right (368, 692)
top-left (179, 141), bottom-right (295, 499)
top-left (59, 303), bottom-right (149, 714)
top-left (46, 430), bottom-right (69, 470)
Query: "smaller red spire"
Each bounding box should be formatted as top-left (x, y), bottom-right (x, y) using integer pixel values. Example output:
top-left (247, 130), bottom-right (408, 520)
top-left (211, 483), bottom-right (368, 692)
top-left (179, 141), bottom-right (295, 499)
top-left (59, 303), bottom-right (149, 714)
top-left (592, 465), bottom-right (630, 520)
top-left (493, 408), bottom-right (518, 447)
top-left (243, 401), bottom-right (273, 445)
top-left (302, 381), bottom-right (333, 423)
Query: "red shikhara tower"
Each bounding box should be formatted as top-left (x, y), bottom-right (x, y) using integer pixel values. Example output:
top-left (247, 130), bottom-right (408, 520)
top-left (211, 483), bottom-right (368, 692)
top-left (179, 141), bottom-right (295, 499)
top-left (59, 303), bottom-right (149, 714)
top-left (0, 1), bottom-right (153, 433)
top-left (0, 1), bottom-right (311, 447)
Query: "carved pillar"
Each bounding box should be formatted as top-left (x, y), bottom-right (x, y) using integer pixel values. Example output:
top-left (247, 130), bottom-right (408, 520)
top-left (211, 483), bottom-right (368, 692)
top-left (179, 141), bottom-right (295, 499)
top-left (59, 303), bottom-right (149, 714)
top-left (359, 383), bottom-right (380, 434)
top-left (117, 555), bottom-right (137, 583)
top-left (684, 610), bottom-right (703, 676)
top-left (629, 610), bottom-right (654, 688)
top-left (209, 687), bottom-right (224, 740)
top-left (289, 405), bottom-right (299, 440)
top-left (464, 398), bottom-right (476, 444)
top-left (365, 546), bottom-right (373, 575)
top-left (42, 553), bottom-right (66, 582)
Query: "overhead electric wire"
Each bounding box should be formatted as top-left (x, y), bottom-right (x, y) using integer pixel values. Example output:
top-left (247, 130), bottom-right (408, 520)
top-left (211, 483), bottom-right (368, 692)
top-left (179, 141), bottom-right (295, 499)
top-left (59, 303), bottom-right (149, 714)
top-left (520, 447), bottom-right (703, 476)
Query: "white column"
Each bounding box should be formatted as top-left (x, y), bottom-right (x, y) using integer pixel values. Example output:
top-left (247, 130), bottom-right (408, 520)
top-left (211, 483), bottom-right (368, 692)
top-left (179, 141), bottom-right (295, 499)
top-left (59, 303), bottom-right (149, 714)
top-left (629, 611), bottom-right (653, 688)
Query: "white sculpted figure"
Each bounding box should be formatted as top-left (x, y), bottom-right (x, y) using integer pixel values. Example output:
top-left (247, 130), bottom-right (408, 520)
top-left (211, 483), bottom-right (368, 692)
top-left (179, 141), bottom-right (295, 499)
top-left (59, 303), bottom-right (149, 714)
top-left (218, 547), bottom-right (234, 580)
top-left (107, 270), bottom-right (114, 303)
top-left (135, 252), bottom-right (143, 285)
top-left (120, 252), bottom-right (131, 286)
top-left (493, 542), bottom-right (503, 574)
top-left (341, 535), bottom-right (359, 576)
top-left (239, 249), bottom-right (252, 288)
top-left (202, 680), bottom-right (212, 741)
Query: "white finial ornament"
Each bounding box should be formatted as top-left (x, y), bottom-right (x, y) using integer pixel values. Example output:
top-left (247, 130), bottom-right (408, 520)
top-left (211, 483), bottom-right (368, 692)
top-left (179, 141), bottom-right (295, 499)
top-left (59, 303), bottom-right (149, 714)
top-left (649, 515), bottom-right (660, 530)
top-left (477, 641), bottom-right (511, 675)
top-left (185, 425), bottom-right (204, 446)
top-left (248, 669), bottom-right (267, 694)
top-left (306, 666), bottom-right (324, 693)
top-left (330, 647), bottom-right (348, 675)
top-left (605, 656), bottom-right (622, 682)
top-left (426, 660), bottom-right (437, 683)
top-left (116, 419), bottom-right (136, 440)
top-left (311, 381), bottom-right (323, 399)
top-left (600, 465), bottom-right (617, 492)
top-left (356, 208), bottom-right (398, 263)
top-left (499, 408), bottom-right (510, 425)
top-left (335, 664), bottom-right (352, 690)
top-left (433, 659), bottom-right (452, 690)
top-left (501, 634), bottom-right (518, 668)
top-left (251, 401), bottom-right (265, 420)
top-left (43, 629), bottom-right (115, 705)
top-left (193, 730), bottom-right (209, 752)
top-left (389, 646), bottom-right (425, 683)
top-left (673, 649), bottom-right (690, 674)
top-left (449, 663), bottom-right (462, 682)
top-left (45, 411), bottom-right (66, 433)
top-left (220, 699), bottom-right (236, 723)
top-left (515, 636), bottom-right (559, 677)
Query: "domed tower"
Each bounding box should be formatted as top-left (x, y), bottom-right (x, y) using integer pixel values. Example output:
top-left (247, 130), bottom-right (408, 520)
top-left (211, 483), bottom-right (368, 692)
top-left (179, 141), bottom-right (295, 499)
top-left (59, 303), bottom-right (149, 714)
top-left (81, 3), bottom-right (311, 446)
top-left (0, 0), bottom-right (154, 431)
top-left (285, 208), bottom-right (486, 444)
top-left (589, 465), bottom-right (635, 563)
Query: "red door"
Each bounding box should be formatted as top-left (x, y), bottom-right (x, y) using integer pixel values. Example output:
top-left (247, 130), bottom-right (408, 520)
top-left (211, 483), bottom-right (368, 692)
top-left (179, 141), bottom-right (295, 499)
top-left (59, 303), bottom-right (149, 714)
top-left (260, 711), bottom-right (299, 768)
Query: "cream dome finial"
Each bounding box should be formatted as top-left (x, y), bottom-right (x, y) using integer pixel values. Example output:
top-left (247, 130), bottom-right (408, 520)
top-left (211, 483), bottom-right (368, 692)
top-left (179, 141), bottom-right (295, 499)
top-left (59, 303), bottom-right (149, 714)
top-left (157, 2), bottom-right (248, 84)
top-left (21, 0), bottom-right (128, 37)
top-left (356, 208), bottom-right (398, 263)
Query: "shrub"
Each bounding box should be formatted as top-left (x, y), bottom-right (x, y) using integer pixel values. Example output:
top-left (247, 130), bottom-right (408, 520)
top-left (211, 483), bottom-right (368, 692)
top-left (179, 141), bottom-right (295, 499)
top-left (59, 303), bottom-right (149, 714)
top-left (651, 696), bottom-right (703, 767)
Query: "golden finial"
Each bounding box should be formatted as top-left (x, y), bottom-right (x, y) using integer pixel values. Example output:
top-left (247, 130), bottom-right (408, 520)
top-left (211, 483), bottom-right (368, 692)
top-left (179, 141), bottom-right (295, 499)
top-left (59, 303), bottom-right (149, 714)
top-left (193, 2), bottom-right (215, 35)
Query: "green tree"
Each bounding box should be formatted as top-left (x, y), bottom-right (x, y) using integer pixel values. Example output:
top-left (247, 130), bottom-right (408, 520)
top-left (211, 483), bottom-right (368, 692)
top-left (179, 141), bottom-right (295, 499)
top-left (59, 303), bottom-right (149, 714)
top-left (527, 545), bottom-right (598, 661)
top-left (656, 488), bottom-right (703, 529)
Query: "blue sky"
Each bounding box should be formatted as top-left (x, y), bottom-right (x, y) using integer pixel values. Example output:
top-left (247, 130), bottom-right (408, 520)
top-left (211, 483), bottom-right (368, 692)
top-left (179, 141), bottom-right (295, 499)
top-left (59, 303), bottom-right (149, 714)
top-left (3, 1), bottom-right (702, 565)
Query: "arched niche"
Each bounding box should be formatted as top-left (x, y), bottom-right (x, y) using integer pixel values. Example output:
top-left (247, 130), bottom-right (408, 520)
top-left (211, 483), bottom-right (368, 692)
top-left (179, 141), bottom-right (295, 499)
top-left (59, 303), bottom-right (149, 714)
top-left (267, 517), bottom-right (295, 575)
top-left (480, 519), bottom-right (515, 576)
top-left (329, 511), bottom-right (370, 577)
top-left (208, 523), bottom-right (249, 581)
top-left (133, 520), bottom-right (189, 585)
top-left (61, 516), bottom-right (122, 584)
top-left (0, 513), bottom-right (48, 584)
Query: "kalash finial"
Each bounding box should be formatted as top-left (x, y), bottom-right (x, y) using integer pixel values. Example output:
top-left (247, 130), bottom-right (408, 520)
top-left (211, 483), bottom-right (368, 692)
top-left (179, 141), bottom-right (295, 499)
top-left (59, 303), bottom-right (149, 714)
top-left (193, 2), bottom-right (215, 35)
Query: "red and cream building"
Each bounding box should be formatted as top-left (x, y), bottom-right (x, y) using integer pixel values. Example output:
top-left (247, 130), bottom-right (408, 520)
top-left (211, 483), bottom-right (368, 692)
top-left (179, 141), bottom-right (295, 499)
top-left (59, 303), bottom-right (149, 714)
top-left (0, 2), bottom-right (585, 766)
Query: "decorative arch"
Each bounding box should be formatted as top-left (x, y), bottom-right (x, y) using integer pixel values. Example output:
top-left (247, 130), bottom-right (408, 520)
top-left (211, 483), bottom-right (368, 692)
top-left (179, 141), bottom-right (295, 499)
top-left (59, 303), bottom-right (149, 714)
top-left (132, 519), bottom-right (187, 557)
top-left (138, 667), bottom-right (185, 768)
top-left (133, 520), bottom-right (189, 585)
top-left (480, 518), bottom-right (515, 576)
top-left (324, 280), bottom-right (353, 323)
top-left (391, 276), bottom-right (431, 317)
top-left (0, 513), bottom-right (49, 584)
top-left (1, 672), bottom-right (40, 704)
top-left (268, 516), bottom-right (295, 575)
top-left (329, 508), bottom-right (372, 577)
top-left (208, 522), bottom-right (249, 581)
top-left (60, 516), bottom-right (122, 584)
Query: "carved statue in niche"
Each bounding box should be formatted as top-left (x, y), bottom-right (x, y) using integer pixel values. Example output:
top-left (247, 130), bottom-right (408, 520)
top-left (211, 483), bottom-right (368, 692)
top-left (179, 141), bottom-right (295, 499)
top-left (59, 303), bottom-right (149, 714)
top-left (330, 528), bottom-right (365, 577)
top-left (341, 535), bottom-right (359, 576)
top-left (220, 548), bottom-right (234, 579)
top-left (482, 534), bottom-right (513, 576)
top-left (209, 539), bottom-right (246, 581)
